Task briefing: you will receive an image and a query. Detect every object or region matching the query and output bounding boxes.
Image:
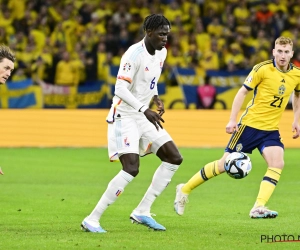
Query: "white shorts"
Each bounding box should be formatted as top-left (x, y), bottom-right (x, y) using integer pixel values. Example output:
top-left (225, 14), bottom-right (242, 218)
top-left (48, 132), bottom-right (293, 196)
top-left (107, 117), bottom-right (173, 161)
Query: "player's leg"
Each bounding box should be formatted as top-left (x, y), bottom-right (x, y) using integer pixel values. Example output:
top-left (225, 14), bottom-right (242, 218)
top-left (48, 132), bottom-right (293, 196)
top-left (130, 126), bottom-right (182, 230)
top-left (250, 145), bottom-right (284, 219)
top-left (82, 154), bottom-right (138, 232)
top-left (174, 152), bottom-right (228, 215)
top-left (82, 119), bottom-right (139, 233)
top-left (175, 124), bottom-right (256, 215)
top-left (133, 140), bottom-right (182, 212)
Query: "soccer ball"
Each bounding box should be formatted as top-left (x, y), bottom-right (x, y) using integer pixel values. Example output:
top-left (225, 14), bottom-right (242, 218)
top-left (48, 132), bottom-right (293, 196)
top-left (224, 152), bottom-right (252, 179)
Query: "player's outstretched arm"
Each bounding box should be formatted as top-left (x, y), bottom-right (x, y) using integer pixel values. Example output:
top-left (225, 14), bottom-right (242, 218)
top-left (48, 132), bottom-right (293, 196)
top-left (292, 91), bottom-right (300, 139)
top-left (226, 85), bottom-right (249, 134)
top-left (153, 95), bottom-right (165, 116)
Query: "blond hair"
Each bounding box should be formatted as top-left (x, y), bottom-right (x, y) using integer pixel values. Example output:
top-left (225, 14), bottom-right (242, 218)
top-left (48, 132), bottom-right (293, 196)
top-left (0, 44), bottom-right (15, 63)
top-left (274, 37), bottom-right (293, 47)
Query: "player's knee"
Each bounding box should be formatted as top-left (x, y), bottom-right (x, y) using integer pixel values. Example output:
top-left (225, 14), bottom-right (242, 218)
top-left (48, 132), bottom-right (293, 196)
top-left (123, 165), bottom-right (139, 177)
top-left (271, 160), bottom-right (284, 169)
top-left (169, 153), bottom-right (183, 165)
top-left (175, 154), bottom-right (183, 165)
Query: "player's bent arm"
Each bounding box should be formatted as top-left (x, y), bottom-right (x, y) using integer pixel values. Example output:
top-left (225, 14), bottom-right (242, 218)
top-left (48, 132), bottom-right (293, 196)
top-left (292, 91), bottom-right (300, 122)
top-left (292, 91), bottom-right (300, 139)
top-left (115, 79), bottom-right (148, 112)
top-left (229, 85), bottom-right (250, 122)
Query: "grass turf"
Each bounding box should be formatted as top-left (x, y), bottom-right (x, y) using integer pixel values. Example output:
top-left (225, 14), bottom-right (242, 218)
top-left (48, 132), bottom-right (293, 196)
top-left (1, 148), bottom-right (300, 250)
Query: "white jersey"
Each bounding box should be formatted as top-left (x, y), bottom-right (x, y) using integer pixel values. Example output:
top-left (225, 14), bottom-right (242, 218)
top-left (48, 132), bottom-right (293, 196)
top-left (106, 39), bottom-right (167, 122)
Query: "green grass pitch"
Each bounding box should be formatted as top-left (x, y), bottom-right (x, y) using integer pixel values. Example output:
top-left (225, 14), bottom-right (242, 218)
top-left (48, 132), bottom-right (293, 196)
top-left (1, 148), bottom-right (300, 250)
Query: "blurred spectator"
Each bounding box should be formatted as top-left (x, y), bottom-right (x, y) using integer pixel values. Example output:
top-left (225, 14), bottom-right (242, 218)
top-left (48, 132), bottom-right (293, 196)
top-left (185, 43), bottom-right (201, 68)
top-left (164, 1), bottom-right (182, 23)
top-left (11, 67), bottom-right (27, 82)
top-left (224, 43), bottom-right (245, 70)
top-left (78, 3), bottom-right (93, 25)
top-left (111, 4), bottom-right (131, 27)
top-left (207, 16), bottom-right (224, 38)
top-left (195, 19), bottom-right (211, 54)
top-left (7, 0), bottom-right (26, 21)
top-left (233, 0), bottom-right (250, 26)
top-left (256, 3), bottom-right (273, 24)
top-left (166, 45), bottom-right (185, 68)
top-left (129, 0), bottom-right (150, 20)
top-left (268, 0), bottom-right (287, 14)
top-left (0, 27), bottom-right (9, 44)
top-left (96, 42), bottom-right (109, 81)
top-left (200, 40), bottom-right (220, 71)
top-left (292, 51), bottom-right (300, 67)
top-left (54, 51), bottom-right (79, 86)
top-left (119, 27), bottom-right (132, 50)
top-left (31, 56), bottom-right (51, 82)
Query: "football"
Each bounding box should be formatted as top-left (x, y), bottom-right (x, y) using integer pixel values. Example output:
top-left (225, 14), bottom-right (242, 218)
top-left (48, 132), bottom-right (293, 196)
top-left (224, 152), bottom-right (252, 179)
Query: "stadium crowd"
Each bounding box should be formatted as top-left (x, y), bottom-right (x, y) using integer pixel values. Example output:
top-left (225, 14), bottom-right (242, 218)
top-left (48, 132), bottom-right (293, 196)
top-left (1, 0), bottom-right (300, 86)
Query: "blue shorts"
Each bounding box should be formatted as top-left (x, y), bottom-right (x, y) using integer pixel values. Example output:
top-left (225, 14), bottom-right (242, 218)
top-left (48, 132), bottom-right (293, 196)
top-left (225, 124), bottom-right (284, 154)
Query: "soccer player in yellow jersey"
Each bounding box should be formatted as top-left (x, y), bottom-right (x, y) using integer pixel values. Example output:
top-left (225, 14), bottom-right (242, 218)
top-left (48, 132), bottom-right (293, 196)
top-left (174, 36), bottom-right (300, 219)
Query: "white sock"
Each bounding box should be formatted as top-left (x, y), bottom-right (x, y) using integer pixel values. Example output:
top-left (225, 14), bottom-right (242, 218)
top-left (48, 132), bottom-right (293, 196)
top-left (134, 162), bottom-right (179, 213)
top-left (87, 170), bottom-right (134, 222)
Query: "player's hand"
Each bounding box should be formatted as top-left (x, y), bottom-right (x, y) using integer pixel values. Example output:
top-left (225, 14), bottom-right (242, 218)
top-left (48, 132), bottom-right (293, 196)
top-left (226, 120), bottom-right (238, 134)
top-left (144, 109), bottom-right (165, 130)
top-left (153, 96), bottom-right (165, 116)
top-left (292, 122), bottom-right (300, 139)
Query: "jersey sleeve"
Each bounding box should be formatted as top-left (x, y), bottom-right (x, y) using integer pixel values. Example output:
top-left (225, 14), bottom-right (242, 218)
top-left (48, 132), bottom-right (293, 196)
top-left (116, 53), bottom-right (137, 84)
top-left (114, 50), bottom-right (146, 111)
top-left (295, 82), bottom-right (300, 92)
top-left (243, 66), bottom-right (263, 90)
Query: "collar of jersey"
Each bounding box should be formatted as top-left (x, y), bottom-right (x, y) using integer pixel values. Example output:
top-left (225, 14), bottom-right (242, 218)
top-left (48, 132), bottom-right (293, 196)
top-left (142, 38), bottom-right (156, 59)
top-left (272, 58), bottom-right (293, 73)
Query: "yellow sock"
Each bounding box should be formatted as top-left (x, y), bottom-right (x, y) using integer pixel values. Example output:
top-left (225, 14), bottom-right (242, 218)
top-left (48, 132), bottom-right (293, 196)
top-left (256, 167), bottom-right (282, 207)
top-left (182, 161), bottom-right (220, 194)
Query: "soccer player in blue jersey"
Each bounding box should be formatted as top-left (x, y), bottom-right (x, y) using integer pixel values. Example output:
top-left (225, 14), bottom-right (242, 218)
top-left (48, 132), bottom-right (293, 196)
top-left (81, 14), bottom-right (183, 233)
top-left (174, 36), bottom-right (300, 218)
top-left (0, 44), bottom-right (15, 175)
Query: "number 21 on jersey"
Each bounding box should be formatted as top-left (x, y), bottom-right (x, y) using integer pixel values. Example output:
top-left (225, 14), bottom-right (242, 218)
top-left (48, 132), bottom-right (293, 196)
top-left (270, 96), bottom-right (283, 108)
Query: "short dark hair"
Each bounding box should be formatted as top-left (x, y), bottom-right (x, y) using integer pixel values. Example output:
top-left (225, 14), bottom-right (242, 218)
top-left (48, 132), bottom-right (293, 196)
top-left (143, 14), bottom-right (171, 32)
top-left (0, 44), bottom-right (15, 63)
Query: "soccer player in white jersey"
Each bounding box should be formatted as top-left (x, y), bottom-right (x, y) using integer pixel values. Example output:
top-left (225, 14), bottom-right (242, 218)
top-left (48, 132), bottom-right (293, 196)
top-left (0, 44), bottom-right (15, 176)
top-left (81, 14), bottom-right (183, 233)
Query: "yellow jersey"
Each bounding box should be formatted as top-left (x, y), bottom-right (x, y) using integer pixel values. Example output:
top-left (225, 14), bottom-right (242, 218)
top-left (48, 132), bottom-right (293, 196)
top-left (240, 59), bottom-right (300, 130)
